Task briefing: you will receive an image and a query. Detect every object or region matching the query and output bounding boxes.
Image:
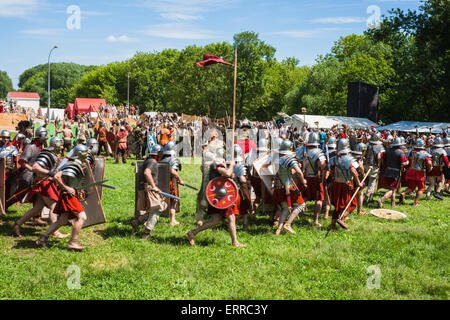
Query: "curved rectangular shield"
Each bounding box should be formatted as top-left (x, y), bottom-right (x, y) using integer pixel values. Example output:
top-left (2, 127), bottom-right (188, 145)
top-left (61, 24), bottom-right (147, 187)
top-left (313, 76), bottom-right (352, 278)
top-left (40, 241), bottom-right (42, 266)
top-left (81, 162), bottom-right (106, 228)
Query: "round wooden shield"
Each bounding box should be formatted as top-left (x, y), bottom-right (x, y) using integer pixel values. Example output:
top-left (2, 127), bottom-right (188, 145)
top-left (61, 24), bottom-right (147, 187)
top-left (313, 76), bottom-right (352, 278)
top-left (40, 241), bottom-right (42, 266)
top-left (370, 209), bottom-right (407, 220)
top-left (206, 177), bottom-right (238, 209)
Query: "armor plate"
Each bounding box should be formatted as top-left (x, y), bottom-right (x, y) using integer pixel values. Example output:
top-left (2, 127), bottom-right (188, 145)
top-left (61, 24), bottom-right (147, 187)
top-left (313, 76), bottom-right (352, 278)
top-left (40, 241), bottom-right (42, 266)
top-left (410, 150), bottom-right (431, 171)
top-left (304, 147), bottom-right (326, 177)
top-left (366, 144), bottom-right (385, 170)
top-left (330, 154), bottom-right (358, 183)
top-left (35, 149), bottom-right (58, 170)
top-left (278, 154), bottom-right (299, 185)
top-left (432, 148), bottom-right (447, 167)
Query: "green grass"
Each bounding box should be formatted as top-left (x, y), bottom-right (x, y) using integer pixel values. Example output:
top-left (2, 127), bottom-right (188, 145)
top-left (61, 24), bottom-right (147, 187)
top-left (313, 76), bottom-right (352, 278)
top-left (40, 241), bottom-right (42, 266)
top-left (0, 157), bottom-right (449, 300)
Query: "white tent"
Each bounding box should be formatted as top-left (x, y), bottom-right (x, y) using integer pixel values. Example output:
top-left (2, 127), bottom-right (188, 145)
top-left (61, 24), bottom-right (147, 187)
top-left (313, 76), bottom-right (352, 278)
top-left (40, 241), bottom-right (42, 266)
top-left (42, 108), bottom-right (65, 121)
top-left (291, 114), bottom-right (379, 130)
top-left (377, 121), bottom-right (450, 134)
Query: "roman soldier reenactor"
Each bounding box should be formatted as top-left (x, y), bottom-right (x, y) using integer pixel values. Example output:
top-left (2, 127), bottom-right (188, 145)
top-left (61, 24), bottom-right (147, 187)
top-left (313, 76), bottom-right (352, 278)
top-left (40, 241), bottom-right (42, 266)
top-left (130, 144), bottom-right (168, 240)
top-left (273, 139), bottom-right (307, 235)
top-left (36, 145), bottom-right (94, 251)
top-left (229, 144), bottom-right (252, 231)
top-left (425, 137), bottom-right (449, 200)
top-left (351, 142), bottom-right (368, 215)
top-left (377, 137), bottom-right (409, 208)
top-left (12, 136), bottom-right (67, 239)
top-left (323, 136), bottom-right (337, 219)
top-left (160, 141), bottom-right (184, 226)
top-left (363, 132), bottom-right (385, 205)
top-left (400, 139), bottom-right (432, 206)
top-left (187, 141), bottom-right (247, 247)
top-left (296, 132), bottom-right (327, 227)
top-left (328, 139), bottom-right (363, 231)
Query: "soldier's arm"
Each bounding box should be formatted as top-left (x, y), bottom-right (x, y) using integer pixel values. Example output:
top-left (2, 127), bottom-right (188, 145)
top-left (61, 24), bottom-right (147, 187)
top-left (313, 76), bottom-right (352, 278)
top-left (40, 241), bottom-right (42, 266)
top-left (217, 162), bottom-right (234, 178)
top-left (170, 168), bottom-right (184, 186)
top-left (292, 165), bottom-right (307, 188)
top-left (319, 159), bottom-right (328, 183)
top-left (31, 162), bottom-right (51, 176)
top-left (53, 171), bottom-right (76, 196)
top-left (144, 168), bottom-right (160, 192)
top-left (351, 167), bottom-right (363, 188)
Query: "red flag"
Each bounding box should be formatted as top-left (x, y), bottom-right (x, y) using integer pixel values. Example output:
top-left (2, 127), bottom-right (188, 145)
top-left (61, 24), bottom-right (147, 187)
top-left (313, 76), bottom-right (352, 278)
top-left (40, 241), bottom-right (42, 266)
top-left (196, 54), bottom-right (233, 67)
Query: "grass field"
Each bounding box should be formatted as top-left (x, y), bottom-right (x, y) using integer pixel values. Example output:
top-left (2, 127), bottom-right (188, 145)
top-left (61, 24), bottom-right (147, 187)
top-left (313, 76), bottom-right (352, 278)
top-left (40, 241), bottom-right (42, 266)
top-left (0, 157), bottom-right (449, 300)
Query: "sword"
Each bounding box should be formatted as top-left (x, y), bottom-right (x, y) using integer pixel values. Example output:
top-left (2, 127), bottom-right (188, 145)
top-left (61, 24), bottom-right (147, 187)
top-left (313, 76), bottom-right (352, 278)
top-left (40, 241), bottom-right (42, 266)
top-left (147, 187), bottom-right (181, 201)
top-left (76, 180), bottom-right (115, 191)
top-left (181, 183), bottom-right (199, 191)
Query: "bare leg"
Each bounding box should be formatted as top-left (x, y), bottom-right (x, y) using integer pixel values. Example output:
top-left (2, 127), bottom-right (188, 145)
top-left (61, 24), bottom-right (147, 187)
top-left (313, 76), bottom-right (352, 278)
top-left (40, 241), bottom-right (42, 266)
top-left (284, 205), bottom-right (304, 234)
top-left (13, 197), bottom-right (46, 237)
top-left (276, 205), bottom-right (289, 235)
top-left (314, 200), bottom-right (323, 227)
top-left (413, 190), bottom-right (423, 206)
top-left (67, 212), bottom-right (87, 250)
top-left (36, 213), bottom-right (70, 247)
top-left (187, 213), bottom-right (222, 246)
top-left (226, 214), bottom-right (246, 247)
top-left (169, 205), bottom-right (180, 226)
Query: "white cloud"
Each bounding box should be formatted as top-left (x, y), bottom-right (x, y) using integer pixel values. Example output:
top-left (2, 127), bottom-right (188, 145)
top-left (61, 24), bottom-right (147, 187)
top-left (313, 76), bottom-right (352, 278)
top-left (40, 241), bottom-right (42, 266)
top-left (141, 23), bottom-right (219, 39)
top-left (106, 35), bottom-right (138, 43)
top-left (0, 0), bottom-right (41, 18)
top-left (20, 28), bottom-right (65, 36)
top-left (313, 17), bottom-right (366, 24)
top-left (160, 13), bottom-right (202, 20)
top-left (141, 0), bottom-right (237, 20)
top-left (271, 28), bottom-right (341, 38)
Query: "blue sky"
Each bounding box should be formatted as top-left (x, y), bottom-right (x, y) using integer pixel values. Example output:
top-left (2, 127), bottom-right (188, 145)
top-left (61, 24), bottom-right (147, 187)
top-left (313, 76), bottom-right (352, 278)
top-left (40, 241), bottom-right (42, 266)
top-left (0, 0), bottom-right (421, 89)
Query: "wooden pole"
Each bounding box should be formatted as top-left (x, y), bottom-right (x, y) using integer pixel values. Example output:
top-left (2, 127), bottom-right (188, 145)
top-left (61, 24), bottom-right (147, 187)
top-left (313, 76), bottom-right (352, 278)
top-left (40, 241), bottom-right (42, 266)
top-left (231, 40), bottom-right (237, 162)
top-left (338, 167), bottom-right (372, 220)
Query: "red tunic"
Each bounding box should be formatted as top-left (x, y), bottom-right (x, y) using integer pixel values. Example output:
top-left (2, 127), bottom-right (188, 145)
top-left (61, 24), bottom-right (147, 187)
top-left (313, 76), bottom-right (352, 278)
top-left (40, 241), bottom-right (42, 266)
top-left (273, 187), bottom-right (305, 205)
top-left (405, 169), bottom-right (426, 191)
top-left (54, 193), bottom-right (85, 219)
top-left (330, 181), bottom-right (357, 218)
top-left (301, 176), bottom-right (325, 201)
top-left (26, 180), bottom-right (60, 203)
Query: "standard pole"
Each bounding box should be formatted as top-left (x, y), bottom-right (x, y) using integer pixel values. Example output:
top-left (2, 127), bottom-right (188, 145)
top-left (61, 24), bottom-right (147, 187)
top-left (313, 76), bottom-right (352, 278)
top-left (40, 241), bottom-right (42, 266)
top-left (47, 45), bottom-right (58, 122)
top-left (127, 72), bottom-right (130, 110)
top-left (232, 40), bottom-right (237, 162)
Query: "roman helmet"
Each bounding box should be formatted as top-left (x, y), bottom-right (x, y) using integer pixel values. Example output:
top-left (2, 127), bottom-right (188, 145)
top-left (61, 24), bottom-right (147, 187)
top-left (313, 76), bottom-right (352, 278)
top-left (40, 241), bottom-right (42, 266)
top-left (327, 136), bottom-right (337, 150)
top-left (279, 139), bottom-right (294, 155)
top-left (414, 139), bottom-right (425, 150)
top-left (390, 137), bottom-right (405, 148)
top-left (337, 138), bottom-right (351, 155)
top-left (0, 129), bottom-right (11, 140)
top-left (163, 140), bottom-right (176, 156)
top-left (35, 127), bottom-right (48, 142)
top-left (433, 137), bottom-right (444, 148)
top-left (148, 144), bottom-right (163, 156)
top-left (306, 132), bottom-right (320, 147)
top-left (70, 144), bottom-right (90, 162)
top-left (370, 132), bottom-right (382, 145)
top-left (48, 136), bottom-right (63, 151)
top-left (86, 138), bottom-right (99, 155)
top-left (352, 142), bottom-right (368, 156)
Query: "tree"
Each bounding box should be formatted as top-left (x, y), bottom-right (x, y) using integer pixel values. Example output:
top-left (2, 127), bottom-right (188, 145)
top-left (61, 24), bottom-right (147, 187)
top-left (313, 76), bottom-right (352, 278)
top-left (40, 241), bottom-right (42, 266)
top-left (365, 0), bottom-right (449, 122)
top-left (19, 62), bottom-right (96, 107)
top-left (0, 71), bottom-right (13, 98)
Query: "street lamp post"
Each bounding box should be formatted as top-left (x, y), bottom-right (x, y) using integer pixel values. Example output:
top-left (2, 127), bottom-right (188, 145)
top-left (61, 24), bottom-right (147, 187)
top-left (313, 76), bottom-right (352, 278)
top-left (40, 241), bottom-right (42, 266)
top-left (127, 61), bottom-right (136, 113)
top-left (47, 45), bottom-right (58, 122)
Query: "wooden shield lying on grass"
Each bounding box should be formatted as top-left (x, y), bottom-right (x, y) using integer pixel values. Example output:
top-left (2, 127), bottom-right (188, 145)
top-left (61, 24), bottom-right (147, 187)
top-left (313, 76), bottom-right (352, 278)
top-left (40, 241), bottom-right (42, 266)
top-left (0, 158), bottom-right (5, 215)
top-left (81, 159), bottom-right (107, 228)
top-left (370, 209), bottom-right (407, 220)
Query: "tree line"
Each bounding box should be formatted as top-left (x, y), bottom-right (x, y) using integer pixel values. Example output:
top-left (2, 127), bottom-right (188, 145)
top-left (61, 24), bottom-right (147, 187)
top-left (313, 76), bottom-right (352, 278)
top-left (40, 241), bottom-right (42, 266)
top-left (1, 0), bottom-right (447, 123)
